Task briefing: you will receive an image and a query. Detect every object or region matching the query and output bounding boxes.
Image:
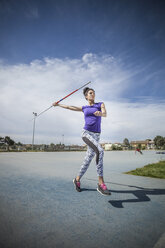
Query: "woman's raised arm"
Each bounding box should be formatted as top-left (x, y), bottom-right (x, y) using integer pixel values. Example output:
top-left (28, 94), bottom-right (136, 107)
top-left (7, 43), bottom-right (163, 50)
top-left (53, 103), bottom-right (82, 112)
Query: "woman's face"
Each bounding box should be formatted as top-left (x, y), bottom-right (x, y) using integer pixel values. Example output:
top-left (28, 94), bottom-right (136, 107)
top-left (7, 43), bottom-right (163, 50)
top-left (86, 90), bottom-right (95, 101)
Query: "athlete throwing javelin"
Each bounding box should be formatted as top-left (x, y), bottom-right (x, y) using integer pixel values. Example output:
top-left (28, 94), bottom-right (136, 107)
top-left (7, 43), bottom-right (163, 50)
top-left (53, 87), bottom-right (111, 196)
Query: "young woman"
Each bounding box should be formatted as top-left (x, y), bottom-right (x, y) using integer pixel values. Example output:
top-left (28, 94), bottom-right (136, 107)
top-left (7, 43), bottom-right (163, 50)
top-left (53, 87), bottom-right (111, 196)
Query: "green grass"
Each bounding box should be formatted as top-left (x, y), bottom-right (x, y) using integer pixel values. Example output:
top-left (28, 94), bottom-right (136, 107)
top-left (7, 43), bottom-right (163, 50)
top-left (125, 160), bottom-right (165, 179)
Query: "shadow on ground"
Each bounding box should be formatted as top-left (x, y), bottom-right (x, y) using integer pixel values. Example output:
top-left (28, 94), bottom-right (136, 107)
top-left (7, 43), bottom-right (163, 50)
top-left (109, 187), bottom-right (165, 208)
top-left (85, 178), bottom-right (165, 208)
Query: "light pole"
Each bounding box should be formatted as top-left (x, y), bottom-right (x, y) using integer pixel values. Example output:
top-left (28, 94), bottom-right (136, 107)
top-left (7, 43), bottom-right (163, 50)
top-left (32, 112), bottom-right (37, 150)
top-left (62, 134), bottom-right (64, 145)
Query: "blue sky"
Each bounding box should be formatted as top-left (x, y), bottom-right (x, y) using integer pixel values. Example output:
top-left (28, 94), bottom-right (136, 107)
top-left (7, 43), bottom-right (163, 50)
top-left (0, 0), bottom-right (164, 62)
top-left (0, 0), bottom-right (165, 144)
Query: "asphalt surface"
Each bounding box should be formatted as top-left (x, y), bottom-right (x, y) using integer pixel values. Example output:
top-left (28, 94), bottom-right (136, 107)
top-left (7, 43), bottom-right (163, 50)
top-left (0, 152), bottom-right (165, 248)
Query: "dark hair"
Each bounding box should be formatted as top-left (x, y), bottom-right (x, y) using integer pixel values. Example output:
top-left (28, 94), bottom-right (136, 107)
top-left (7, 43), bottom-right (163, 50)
top-left (83, 87), bottom-right (95, 97)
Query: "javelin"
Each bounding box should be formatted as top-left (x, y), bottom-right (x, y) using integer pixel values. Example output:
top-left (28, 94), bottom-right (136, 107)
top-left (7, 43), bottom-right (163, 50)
top-left (33, 81), bottom-right (91, 119)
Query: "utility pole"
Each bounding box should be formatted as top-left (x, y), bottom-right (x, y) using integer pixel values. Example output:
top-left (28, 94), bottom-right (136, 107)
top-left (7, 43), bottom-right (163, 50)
top-left (32, 112), bottom-right (37, 150)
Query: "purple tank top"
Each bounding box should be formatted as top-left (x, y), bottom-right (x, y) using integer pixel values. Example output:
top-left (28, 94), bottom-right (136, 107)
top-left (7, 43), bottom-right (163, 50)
top-left (82, 102), bottom-right (103, 133)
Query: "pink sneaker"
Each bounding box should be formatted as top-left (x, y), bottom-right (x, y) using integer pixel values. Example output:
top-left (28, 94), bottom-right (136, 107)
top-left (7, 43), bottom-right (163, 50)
top-left (73, 178), bottom-right (81, 192)
top-left (97, 183), bottom-right (111, 196)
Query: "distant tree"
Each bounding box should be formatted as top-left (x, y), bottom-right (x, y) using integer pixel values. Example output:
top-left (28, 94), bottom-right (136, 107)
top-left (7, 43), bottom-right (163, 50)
top-left (0, 137), bottom-right (4, 146)
top-left (3, 136), bottom-right (15, 151)
top-left (123, 138), bottom-right (130, 147)
top-left (154, 136), bottom-right (165, 149)
top-left (111, 144), bottom-right (117, 150)
top-left (164, 137), bottom-right (165, 149)
top-left (50, 143), bottom-right (55, 150)
top-left (17, 142), bottom-right (23, 146)
top-left (163, 138), bottom-right (165, 150)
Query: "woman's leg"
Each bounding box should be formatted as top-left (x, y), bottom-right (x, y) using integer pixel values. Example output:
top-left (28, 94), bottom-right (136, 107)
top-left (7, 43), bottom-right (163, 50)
top-left (77, 145), bottom-right (95, 180)
top-left (77, 130), bottom-right (104, 182)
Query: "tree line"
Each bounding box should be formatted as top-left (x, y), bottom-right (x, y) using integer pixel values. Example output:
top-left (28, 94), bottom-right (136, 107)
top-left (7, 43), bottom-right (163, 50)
top-left (1, 135), bottom-right (165, 151)
top-left (123, 135), bottom-right (165, 150)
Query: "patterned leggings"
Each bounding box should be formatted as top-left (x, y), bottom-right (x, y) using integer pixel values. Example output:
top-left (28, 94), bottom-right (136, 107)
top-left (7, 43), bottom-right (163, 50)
top-left (78, 129), bottom-right (104, 178)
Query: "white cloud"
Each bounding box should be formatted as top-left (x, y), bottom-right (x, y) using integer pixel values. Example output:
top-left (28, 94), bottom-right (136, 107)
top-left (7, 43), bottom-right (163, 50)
top-left (0, 53), bottom-right (165, 144)
top-left (101, 100), bottom-right (165, 143)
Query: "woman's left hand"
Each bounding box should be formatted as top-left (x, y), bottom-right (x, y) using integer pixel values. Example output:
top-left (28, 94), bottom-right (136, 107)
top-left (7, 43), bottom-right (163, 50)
top-left (94, 111), bottom-right (102, 116)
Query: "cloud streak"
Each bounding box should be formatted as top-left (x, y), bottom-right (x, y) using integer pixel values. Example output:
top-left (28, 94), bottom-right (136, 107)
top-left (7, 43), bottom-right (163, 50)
top-left (0, 53), bottom-right (165, 144)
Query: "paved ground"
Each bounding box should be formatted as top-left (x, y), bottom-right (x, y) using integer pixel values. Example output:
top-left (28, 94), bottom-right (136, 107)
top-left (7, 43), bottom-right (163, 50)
top-left (0, 152), bottom-right (165, 248)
